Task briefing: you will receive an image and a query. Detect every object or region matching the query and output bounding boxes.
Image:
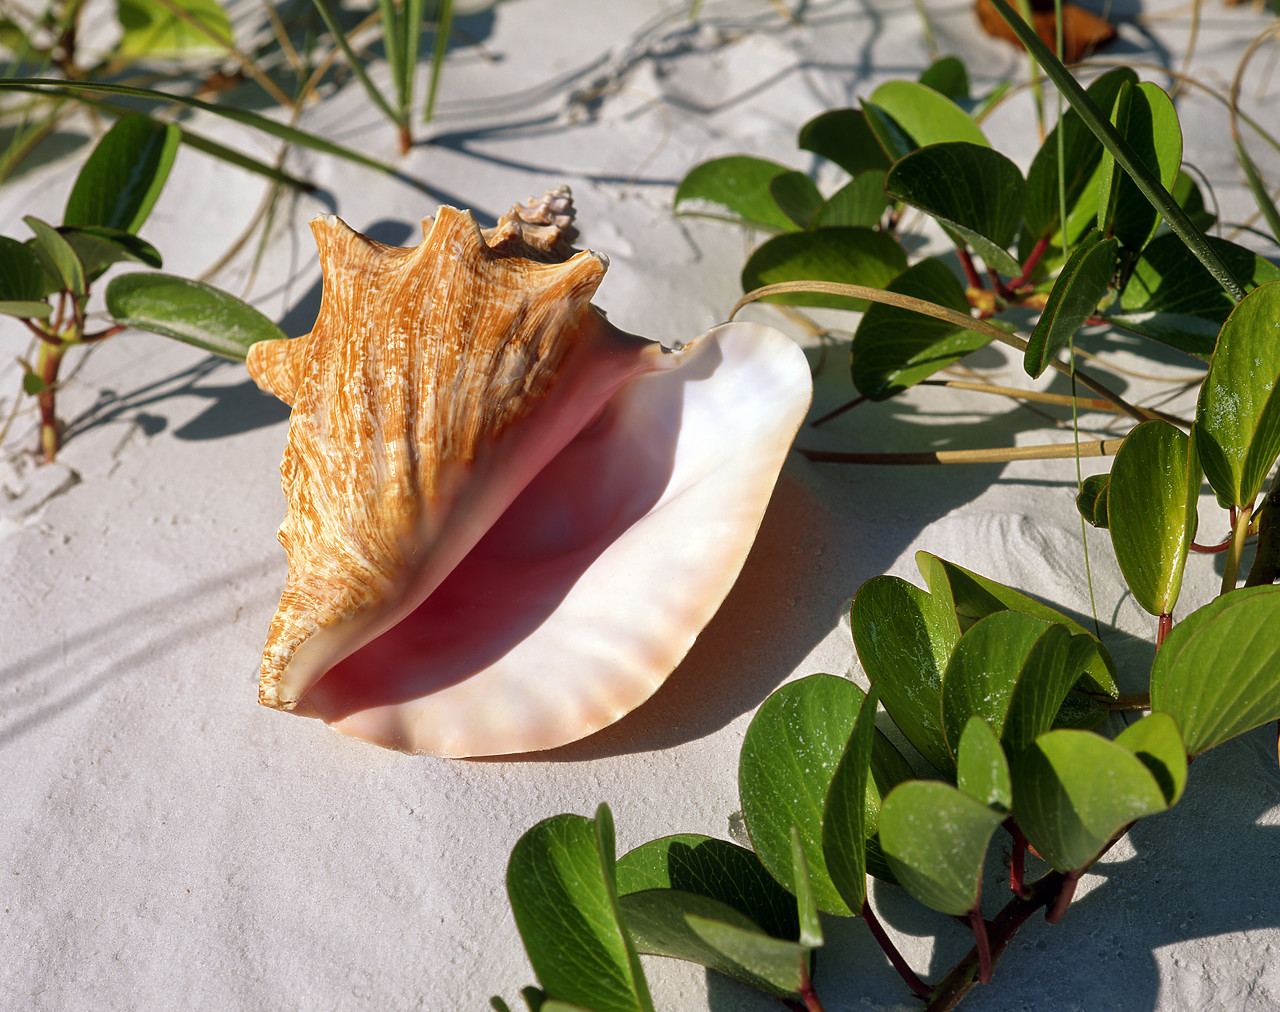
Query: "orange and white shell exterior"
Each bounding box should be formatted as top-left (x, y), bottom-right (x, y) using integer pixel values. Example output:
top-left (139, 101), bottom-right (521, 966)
top-left (247, 188), bottom-right (811, 756)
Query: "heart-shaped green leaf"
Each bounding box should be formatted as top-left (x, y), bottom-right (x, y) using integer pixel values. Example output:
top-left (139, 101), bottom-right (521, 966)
top-left (1076, 473), bottom-right (1110, 529)
top-left (106, 273), bottom-right (286, 359)
top-left (741, 227), bottom-right (908, 311)
top-left (115, 0), bottom-right (233, 59)
top-left (849, 256), bottom-right (992, 399)
top-left (506, 806), bottom-right (654, 1012)
top-left (884, 141), bottom-right (1025, 275)
top-left (1113, 234), bottom-right (1280, 360)
top-left (1114, 712), bottom-right (1187, 807)
top-left (798, 108), bottom-right (891, 177)
top-left (821, 684), bottom-right (880, 911)
top-left (738, 675), bottom-right (866, 915)
top-left (616, 835), bottom-right (798, 942)
top-left (1012, 730), bottom-right (1168, 872)
top-left (809, 173), bottom-right (890, 229)
top-left (1024, 231), bottom-right (1117, 378)
top-left (956, 717), bottom-right (1012, 812)
top-left (1150, 586), bottom-right (1280, 755)
top-left (1107, 420), bottom-right (1199, 617)
top-left (64, 113), bottom-right (180, 234)
top-left (1097, 81), bottom-right (1182, 252)
top-left (674, 156), bottom-right (802, 231)
top-left (849, 575), bottom-right (959, 774)
top-left (1192, 280), bottom-right (1280, 510)
top-left (862, 80), bottom-right (988, 163)
top-left (879, 780), bottom-right (1004, 915)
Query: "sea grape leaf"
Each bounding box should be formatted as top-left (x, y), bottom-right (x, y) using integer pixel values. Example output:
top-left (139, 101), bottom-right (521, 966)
top-left (105, 273), bottom-right (286, 359)
top-left (849, 575), bottom-right (958, 775)
top-left (738, 674), bottom-right (865, 915)
top-left (1113, 234), bottom-right (1280, 360)
top-left (1076, 473), bottom-right (1110, 529)
top-left (115, 0), bottom-right (234, 59)
top-left (741, 227), bottom-right (907, 312)
top-left (1150, 586), bottom-right (1280, 755)
top-left (1024, 231), bottom-right (1117, 378)
top-left (1097, 81), bottom-right (1182, 252)
top-left (1107, 420), bottom-right (1199, 617)
top-left (674, 156), bottom-right (800, 231)
top-left (849, 256), bottom-right (991, 399)
top-left (616, 835), bottom-right (798, 942)
top-left (884, 141), bottom-right (1025, 275)
top-left (821, 684), bottom-right (880, 912)
top-left (64, 113), bottom-right (179, 233)
top-left (915, 551), bottom-right (1118, 697)
top-left (506, 806), bottom-right (654, 1012)
top-left (25, 216), bottom-right (85, 298)
top-left (878, 780), bottom-right (1004, 915)
top-left (1024, 67), bottom-right (1137, 243)
top-left (618, 889), bottom-right (805, 999)
top-left (809, 173), bottom-right (890, 229)
top-left (956, 716), bottom-right (1012, 812)
top-left (1114, 712), bottom-right (1187, 807)
top-left (769, 171), bottom-right (824, 228)
top-left (862, 80), bottom-right (988, 163)
top-left (797, 108), bottom-right (891, 177)
top-left (1012, 730), bottom-right (1168, 872)
top-left (1192, 280), bottom-right (1280, 510)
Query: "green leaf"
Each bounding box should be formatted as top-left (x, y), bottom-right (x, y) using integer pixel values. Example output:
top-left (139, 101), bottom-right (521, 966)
top-left (1012, 730), bottom-right (1168, 872)
top-left (918, 56), bottom-right (970, 100)
top-left (115, 0), bottom-right (233, 59)
top-left (1192, 280), bottom-right (1280, 510)
top-left (915, 551), bottom-right (1118, 697)
top-left (1003, 626), bottom-right (1106, 754)
top-left (506, 807), bottom-right (654, 1012)
top-left (64, 113), bottom-right (179, 234)
top-left (1076, 473), bottom-right (1110, 529)
top-left (1113, 234), bottom-right (1280, 360)
top-left (24, 216), bottom-right (84, 297)
top-left (797, 108), bottom-right (891, 177)
top-left (616, 835), bottom-right (798, 942)
top-left (105, 273), bottom-right (285, 359)
top-left (879, 780), bottom-right (1004, 915)
top-left (1097, 82), bottom-right (1182, 252)
top-left (809, 173), bottom-right (890, 229)
top-left (1114, 712), bottom-right (1187, 807)
top-left (22, 370), bottom-right (49, 394)
top-left (1150, 586), bottom-right (1280, 755)
top-left (617, 889), bottom-right (806, 999)
top-left (59, 226), bottom-right (162, 282)
top-left (0, 234), bottom-right (50, 303)
top-left (956, 717), bottom-right (1012, 812)
top-left (674, 156), bottom-right (801, 231)
top-left (769, 171), bottom-right (824, 228)
top-left (821, 684), bottom-right (880, 912)
top-left (884, 142), bottom-right (1025, 275)
top-left (849, 576), bottom-right (958, 774)
top-left (1, 301), bottom-right (53, 320)
top-left (1107, 420), bottom-right (1199, 617)
top-left (1024, 68), bottom-right (1136, 243)
top-left (741, 227), bottom-right (907, 312)
top-left (849, 256), bottom-right (991, 399)
top-left (862, 80), bottom-right (988, 163)
top-left (790, 828), bottom-right (823, 948)
top-left (738, 675), bottom-right (865, 916)
top-left (1024, 231), bottom-right (1117, 378)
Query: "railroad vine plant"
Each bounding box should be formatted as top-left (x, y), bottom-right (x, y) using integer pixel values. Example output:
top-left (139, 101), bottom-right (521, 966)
top-left (491, 13), bottom-right (1280, 1012)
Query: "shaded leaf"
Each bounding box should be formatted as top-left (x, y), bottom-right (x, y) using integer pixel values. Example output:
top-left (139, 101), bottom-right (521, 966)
top-left (821, 684), bottom-right (880, 911)
top-left (0, 234), bottom-right (49, 303)
top-left (790, 827), bottom-right (823, 947)
top-left (60, 226), bottom-right (162, 282)
top-left (918, 56), bottom-right (970, 100)
top-left (674, 156), bottom-right (800, 231)
top-left (1108, 420), bottom-right (1199, 617)
top-left (1192, 280), bottom-right (1280, 510)
top-left (1114, 712), bottom-right (1187, 807)
top-left (884, 141), bottom-right (1025, 275)
top-left (1097, 81), bottom-right (1182, 252)
top-left (879, 780), bottom-right (1004, 915)
top-left (684, 913), bottom-right (813, 997)
top-left (1003, 626), bottom-right (1105, 754)
top-left (769, 171), bottom-right (824, 227)
top-left (1024, 231), bottom-right (1117, 378)
top-left (64, 113), bottom-right (179, 233)
top-left (742, 227), bottom-right (907, 312)
top-left (809, 173), bottom-right (890, 229)
top-left (797, 108), bottom-right (891, 177)
top-left (1076, 473), bottom-right (1110, 529)
top-left (850, 257), bottom-right (991, 399)
top-left (105, 273), bottom-right (285, 359)
top-left (956, 716), bottom-right (1012, 812)
top-left (1150, 586), bottom-right (1280, 755)
top-left (25, 216), bottom-right (85, 298)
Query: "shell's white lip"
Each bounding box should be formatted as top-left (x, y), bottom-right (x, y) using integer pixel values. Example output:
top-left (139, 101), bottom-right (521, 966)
top-left (299, 321), bottom-right (812, 756)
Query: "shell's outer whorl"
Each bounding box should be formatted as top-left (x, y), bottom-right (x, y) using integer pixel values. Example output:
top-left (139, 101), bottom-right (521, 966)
top-left (247, 194), bottom-right (664, 712)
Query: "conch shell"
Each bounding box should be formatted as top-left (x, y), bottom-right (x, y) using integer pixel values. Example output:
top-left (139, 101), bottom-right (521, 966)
top-left (247, 188), bottom-right (811, 756)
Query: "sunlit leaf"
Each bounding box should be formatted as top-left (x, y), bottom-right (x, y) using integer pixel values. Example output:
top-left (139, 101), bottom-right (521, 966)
top-left (64, 113), bottom-right (179, 234)
top-left (821, 684), bottom-right (880, 911)
top-left (60, 226), bottom-right (162, 282)
top-left (742, 227), bottom-right (907, 312)
top-left (115, 0), bottom-right (233, 59)
top-left (674, 156), bottom-right (800, 231)
top-left (1114, 712), bottom-right (1187, 807)
top-left (863, 80), bottom-right (988, 163)
top-left (24, 216), bottom-right (84, 298)
top-left (1097, 82), bottom-right (1182, 251)
top-left (1076, 473), bottom-right (1110, 529)
top-left (956, 716), bottom-right (1012, 812)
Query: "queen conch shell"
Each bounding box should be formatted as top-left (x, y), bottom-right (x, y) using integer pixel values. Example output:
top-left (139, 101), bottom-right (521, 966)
top-left (247, 187), bottom-right (812, 756)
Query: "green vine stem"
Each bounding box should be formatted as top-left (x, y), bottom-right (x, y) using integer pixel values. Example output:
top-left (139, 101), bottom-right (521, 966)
top-left (1222, 502), bottom-right (1255, 593)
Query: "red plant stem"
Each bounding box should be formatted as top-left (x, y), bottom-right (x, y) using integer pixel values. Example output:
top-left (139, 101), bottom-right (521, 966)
top-left (1045, 868), bottom-right (1081, 924)
top-left (35, 340), bottom-right (66, 463)
top-left (988, 268), bottom-right (1015, 303)
top-left (23, 318), bottom-right (62, 346)
top-left (82, 324), bottom-right (126, 343)
top-left (1190, 537), bottom-right (1233, 554)
top-left (1007, 821), bottom-right (1028, 897)
top-left (862, 900), bottom-right (931, 998)
top-left (958, 248), bottom-right (984, 290)
top-left (810, 395), bottom-right (867, 427)
top-left (1156, 612), bottom-right (1173, 648)
top-left (968, 906), bottom-right (992, 985)
top-left (798, 959), bottom-right (826, 1012)
top-left (1013, 236), bottom-right (1051, 288)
